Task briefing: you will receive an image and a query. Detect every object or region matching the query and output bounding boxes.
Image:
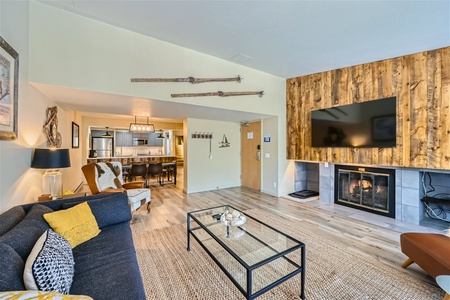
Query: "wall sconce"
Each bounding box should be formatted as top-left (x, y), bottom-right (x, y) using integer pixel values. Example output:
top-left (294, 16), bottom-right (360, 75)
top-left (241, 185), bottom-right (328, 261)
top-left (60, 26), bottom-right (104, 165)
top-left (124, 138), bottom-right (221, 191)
top-left (31, 148), bottom-right (71, 199)
top-left (129, 116), bottom-right (155, 133)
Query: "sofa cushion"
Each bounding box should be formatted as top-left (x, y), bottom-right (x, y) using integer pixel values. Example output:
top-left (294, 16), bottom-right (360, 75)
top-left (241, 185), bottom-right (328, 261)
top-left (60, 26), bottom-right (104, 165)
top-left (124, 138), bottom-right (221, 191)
top-left (61, 193), bottom-right (131, 228)
top-left (44, 202), bottom-right (100, 248)
top-left (0, 206), bottom-right (26, 236)
top-left (24, 229), bottom-right (74, 294)
top-left (0, 204), bottom-right (52, 260)
top-left (70, 223), bottom-right (145, 299)
top-left (0, 291), bottom-right (93, 299)
top-left (0, 243), bottom-right (25, 291)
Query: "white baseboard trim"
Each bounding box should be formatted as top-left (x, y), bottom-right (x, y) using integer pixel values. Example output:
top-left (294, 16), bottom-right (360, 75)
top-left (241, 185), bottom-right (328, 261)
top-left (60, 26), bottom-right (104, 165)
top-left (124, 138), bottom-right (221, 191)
top-left (260, 189), bottom-right (279, 197)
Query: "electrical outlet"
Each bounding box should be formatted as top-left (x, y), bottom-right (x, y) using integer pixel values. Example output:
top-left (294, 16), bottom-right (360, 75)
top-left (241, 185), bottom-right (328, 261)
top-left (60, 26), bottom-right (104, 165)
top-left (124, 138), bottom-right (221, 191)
top-left (273, 182), bottom-right (277, 188)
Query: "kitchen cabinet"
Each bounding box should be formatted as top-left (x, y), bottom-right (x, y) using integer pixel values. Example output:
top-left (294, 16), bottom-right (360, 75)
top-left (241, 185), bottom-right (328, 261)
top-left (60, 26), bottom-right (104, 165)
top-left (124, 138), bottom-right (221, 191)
top-left (115, 131), bottom-right (163, 147)
top-left (116, 131), bottom-right (124, 146)
top-left (116, 131), bottom-right (133, 147)
top-left (130, 132), bottom-right (147, 139)
top-left (91, 130), bottom-right (108, 137)
top-left (149, 133), bottom-right (163, 146)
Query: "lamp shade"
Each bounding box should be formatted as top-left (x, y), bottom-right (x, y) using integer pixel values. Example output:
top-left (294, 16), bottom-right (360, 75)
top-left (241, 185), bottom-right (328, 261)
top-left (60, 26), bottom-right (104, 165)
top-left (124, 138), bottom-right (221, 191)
top-left (31, 149), bottom-right (71, 169)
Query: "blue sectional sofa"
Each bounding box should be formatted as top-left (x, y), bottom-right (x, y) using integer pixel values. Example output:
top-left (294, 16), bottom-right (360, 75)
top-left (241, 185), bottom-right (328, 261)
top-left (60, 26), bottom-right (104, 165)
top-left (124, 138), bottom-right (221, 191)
top-left (0, 192), bottom-right (146, 299)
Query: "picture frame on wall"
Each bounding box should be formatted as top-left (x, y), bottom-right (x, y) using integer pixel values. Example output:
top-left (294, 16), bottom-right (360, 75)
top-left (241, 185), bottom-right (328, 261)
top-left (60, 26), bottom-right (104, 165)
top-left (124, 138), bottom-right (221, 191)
top-left (0, 36), bottom-right (19, 140)
top-left (72, 122), bottom-right (79, 148)
top-left (372, 115), bottom-right (396, 141)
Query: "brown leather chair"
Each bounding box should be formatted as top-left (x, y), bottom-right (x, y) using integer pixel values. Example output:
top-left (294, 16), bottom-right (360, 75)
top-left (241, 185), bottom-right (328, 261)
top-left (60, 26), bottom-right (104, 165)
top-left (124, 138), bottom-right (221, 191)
top-left (400, 232), bottom-right (450, 280)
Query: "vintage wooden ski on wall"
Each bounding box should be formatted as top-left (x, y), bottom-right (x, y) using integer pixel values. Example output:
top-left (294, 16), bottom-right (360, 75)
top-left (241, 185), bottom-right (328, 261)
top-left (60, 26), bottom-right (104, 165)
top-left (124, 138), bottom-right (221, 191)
top-left (171, 91), bottom-right (264, 98)
top-left (131, 76), bottom-right (241, 84)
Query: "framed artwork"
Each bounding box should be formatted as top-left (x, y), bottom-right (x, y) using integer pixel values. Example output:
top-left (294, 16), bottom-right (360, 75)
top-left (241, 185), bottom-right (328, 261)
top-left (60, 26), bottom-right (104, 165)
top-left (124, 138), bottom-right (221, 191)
top-left (0, 36), bottom-right (19, 140)
top-left (372, 115), bottom-right (396, 141)
top-left (72, 122), bottom-right (79, 148)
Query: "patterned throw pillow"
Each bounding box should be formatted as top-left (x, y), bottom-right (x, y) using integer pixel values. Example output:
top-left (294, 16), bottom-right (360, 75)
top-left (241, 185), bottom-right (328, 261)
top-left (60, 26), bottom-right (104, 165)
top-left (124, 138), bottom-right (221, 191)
top-left (23, 229), bottom-right (74, 294)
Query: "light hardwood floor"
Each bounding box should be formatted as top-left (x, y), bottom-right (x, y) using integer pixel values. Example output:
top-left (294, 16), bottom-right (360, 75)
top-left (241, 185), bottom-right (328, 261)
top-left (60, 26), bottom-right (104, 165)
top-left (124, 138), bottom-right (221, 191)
top-left (82, 167), bottom-right (444, 286)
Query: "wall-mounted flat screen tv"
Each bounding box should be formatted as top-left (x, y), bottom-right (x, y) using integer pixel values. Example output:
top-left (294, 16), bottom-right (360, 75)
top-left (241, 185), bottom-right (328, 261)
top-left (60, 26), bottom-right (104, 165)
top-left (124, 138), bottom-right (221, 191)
top-left (311, 97), bottom-right (396, 148)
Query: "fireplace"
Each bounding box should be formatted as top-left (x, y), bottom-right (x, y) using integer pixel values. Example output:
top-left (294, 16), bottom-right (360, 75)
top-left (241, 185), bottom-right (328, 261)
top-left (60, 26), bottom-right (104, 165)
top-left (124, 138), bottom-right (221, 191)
top-left (334, 165), bottom-right (395, 218)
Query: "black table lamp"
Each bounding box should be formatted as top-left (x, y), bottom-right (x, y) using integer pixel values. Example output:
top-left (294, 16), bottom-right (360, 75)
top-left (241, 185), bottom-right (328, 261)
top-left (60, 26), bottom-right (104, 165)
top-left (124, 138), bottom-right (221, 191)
top-left (31, 148), bottom-right (71, 199)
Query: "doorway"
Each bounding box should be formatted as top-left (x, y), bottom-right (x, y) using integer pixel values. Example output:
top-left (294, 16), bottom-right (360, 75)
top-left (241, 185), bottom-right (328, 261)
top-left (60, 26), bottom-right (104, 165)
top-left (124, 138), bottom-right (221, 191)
top-left (241, 121), bottom-right (261, 190)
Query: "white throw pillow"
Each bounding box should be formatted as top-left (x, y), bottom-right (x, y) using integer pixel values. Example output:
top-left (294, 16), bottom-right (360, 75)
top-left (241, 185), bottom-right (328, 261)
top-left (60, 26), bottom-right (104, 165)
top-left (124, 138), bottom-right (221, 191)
top-left (23, 229), bottom-right (74, 294)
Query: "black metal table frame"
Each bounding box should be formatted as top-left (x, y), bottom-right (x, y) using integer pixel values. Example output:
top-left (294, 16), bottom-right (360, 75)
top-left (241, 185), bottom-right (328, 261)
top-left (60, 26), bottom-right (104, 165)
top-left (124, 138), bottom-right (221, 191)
top-left (187, 205), bottom-right (305, 300)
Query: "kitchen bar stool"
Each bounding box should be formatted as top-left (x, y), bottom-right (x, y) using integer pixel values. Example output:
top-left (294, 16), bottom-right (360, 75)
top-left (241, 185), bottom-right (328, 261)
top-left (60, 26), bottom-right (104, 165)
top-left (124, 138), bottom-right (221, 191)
top-left (146, 163), bottom-right (164, 187)
top-left (162, 160), bottom-right (177, 183)
top-left (129, 163), bottom-right (147, 182)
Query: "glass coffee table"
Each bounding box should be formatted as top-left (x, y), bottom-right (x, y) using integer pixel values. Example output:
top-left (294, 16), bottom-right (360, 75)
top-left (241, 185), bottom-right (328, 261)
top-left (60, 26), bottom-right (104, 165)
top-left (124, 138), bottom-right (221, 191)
top-left (187, 205), bottom-right (305, 300)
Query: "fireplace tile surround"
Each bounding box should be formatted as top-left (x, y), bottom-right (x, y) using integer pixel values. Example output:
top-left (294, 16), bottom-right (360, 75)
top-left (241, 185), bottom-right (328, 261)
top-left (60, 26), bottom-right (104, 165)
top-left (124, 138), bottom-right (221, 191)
top-left (294, 161), bottom-right (450, 230)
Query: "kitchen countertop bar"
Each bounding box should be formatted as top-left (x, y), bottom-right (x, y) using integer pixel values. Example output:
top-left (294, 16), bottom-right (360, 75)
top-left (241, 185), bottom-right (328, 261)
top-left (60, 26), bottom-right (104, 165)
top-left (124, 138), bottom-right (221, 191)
top-left (87, 155), bottom-right (177, 164)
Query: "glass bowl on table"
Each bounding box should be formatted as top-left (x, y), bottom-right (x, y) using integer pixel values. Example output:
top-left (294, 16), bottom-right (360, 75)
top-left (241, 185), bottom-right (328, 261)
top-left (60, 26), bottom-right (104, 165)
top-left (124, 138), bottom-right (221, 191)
top-left (219, 208), bottom-right (247, 238)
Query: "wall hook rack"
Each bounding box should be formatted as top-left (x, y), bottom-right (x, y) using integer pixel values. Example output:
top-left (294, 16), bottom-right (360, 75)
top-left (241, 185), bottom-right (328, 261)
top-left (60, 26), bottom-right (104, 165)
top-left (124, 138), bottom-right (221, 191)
top-left (191, 132), bottom-right (213, 139)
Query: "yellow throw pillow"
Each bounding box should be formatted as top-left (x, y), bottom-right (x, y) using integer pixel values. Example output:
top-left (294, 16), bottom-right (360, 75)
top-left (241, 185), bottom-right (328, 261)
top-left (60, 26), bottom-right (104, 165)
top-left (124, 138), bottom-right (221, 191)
top-left (43, 202), bottom-right (101, 248)
top-left (0, 291), bottom-right (93, 299)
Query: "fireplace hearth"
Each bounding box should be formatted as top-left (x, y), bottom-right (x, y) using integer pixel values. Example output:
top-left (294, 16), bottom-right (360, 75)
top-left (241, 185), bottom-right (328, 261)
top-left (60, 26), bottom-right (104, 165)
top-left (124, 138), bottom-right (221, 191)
top-left (335, 165), bottom-right (395, 218)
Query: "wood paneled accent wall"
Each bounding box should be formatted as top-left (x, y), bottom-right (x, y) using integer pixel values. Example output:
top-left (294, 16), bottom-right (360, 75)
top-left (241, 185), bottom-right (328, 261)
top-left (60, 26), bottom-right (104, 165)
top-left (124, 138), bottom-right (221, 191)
top-left (286, 46), bottom-right (450, 169)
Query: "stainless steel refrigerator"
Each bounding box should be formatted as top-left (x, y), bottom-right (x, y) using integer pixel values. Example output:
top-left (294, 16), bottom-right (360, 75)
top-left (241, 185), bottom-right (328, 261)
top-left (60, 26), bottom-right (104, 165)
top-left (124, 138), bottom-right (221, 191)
top-left (91, 137), bottom-right (114, 157)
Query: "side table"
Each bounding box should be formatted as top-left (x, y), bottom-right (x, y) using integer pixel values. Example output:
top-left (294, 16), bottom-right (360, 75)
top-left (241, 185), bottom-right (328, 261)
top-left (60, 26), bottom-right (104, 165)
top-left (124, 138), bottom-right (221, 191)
top-left (38, 192), bottom-right (87, 202)
top-left (437, 275), bottom-right (450, 300)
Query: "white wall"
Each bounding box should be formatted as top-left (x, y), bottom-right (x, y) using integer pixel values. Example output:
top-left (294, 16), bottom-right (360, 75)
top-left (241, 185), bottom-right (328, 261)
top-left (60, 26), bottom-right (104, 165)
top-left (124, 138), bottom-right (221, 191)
top-left (185, 118), bottom-right (240, 193)
top-left (0, 1), bottom-right (82, 212)
top-left (26, 1), bottom-right (294, 196)
top-left (261, 117), bottom-right (278, 196)
top-left (28, 2), bottom-right (285, 117)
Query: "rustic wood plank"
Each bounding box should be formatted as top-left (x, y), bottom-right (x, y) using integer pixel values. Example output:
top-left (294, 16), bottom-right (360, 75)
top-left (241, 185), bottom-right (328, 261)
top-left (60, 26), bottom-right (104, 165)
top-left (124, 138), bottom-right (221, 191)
top-left (287, 46), bottom-right (450, 170)
top-left (286, 80), bottom-right (297, 159)
top-left (391, 57), bottom-right (402, 166)
top-left (426, 50), bottom-right (441, 169)
top-left (409, 52), bottom-right (428, 168)
top-left (303, 76), bottom-right (313, 160)
top-left (440, 48), bottom-right (450, 169)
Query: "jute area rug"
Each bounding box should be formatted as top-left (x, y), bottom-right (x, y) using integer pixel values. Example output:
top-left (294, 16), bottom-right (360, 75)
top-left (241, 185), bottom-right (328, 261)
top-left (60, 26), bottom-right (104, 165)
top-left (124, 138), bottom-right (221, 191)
top-left (133, 209), bottom-right (443, 300)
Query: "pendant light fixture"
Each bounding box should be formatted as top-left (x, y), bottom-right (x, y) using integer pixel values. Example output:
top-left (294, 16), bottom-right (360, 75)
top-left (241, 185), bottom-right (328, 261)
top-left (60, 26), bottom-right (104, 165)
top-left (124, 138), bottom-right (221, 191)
top-left (156, 130), bottom-right (164, 139)
top-left (102, 127), bottom-right (112, 137)
top-left (129, 116), bottom-right (155, 133)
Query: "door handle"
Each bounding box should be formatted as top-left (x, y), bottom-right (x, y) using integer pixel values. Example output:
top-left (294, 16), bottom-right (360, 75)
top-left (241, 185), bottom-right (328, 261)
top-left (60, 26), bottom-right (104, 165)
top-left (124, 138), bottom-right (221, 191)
top-left (256, 151), bottom-right (261, 161)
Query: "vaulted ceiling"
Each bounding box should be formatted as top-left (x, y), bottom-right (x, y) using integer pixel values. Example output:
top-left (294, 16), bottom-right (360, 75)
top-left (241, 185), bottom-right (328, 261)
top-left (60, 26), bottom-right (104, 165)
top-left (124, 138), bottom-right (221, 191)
top-left (36, 0), bottom-right (450, 122)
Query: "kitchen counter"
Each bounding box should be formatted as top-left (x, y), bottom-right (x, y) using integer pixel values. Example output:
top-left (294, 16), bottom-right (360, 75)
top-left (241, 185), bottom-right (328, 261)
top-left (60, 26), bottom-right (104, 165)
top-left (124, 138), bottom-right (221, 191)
top-left (87, 155), bottom-right (177, 164)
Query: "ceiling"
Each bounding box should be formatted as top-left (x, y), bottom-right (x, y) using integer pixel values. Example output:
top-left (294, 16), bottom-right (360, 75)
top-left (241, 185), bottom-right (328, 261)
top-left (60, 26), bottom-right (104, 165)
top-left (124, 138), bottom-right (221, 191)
top-left (36, 0), bottom-right (450, 123)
